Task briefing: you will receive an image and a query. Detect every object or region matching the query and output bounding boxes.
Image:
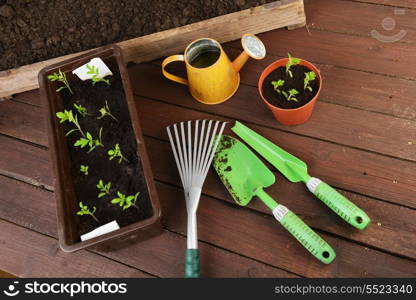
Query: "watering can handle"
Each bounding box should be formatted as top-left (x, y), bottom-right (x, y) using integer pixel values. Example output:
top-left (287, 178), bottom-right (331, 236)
top-left (162, 55), bottom-right (189, 86)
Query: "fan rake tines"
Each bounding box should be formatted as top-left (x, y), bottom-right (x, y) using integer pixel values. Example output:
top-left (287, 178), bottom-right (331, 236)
top-left (167, 119), bottom-right (227, 190)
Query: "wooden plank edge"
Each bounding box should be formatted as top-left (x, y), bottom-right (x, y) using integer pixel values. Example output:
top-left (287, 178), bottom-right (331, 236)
top-left (0, 0), bottom-right (305, 99)
top-left (0, 218), bottom-right (152, 278)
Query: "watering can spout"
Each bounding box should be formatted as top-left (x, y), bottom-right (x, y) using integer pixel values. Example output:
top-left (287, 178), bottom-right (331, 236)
top-left (232, 51), bottom-right (250, 73)
top-left (233, 34), bottom-right (266, 72)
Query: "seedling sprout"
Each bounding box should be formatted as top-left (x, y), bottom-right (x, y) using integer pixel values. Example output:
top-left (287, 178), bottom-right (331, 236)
top-left (108, 144), bottom-right (129, 163)
top-left (97, 180), bottom-right (111, 198)
top-left (74, 128), bottom-right (104, 153)
top-left (86, 64), bottom-right (110, 86)
top-left (77, 202), bottom-right (98, 222)
top-left (56, 110), bottom-right (85, 137)
top-left (48, 69), bottom-right (73, 94)
top-left (271, 80), bottom-right (285, 94)
top-left (281, 89), bottom-right (299, 102)
top-left (111, 192), bottom-right (140, 210)
top-left (304, 71), bottom-right (316, 92)
top-left (97, 100), bottom-right (117, 121)
top-left (80, 165), bottom-right (89, 175)
top-left (73, 103), bottom-right (89, 117)
top-left (285, 53), bottom-right (300, 78)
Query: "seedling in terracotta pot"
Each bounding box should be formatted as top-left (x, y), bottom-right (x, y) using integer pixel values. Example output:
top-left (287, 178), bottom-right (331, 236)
top-left (271, 80), bottom-right (285, 94)
top-left (80, 165), bottom-right (89, 175)
top-left (108, 144), bottom-right (129, 163)
top-left (97, 180), bottom-right (111, 198)
top-left (258, 53), bottom-right (322, 125)
top-left (304, 71), bottom-right (316, 92)
top-left (281, 89), bottom-right (299, 102)
top-left (285, 53), bottom-right (300, 78)
top-left (97, 101), bottom-right (118, 121)
top-left (48, 69), bottom-right (73, 94)
top-left (73, 103), bottom-right (89, 117)
top-left (77, 202), bottom-right (98, 222)
top-left (111, 192), bottom-right (140, 210)
top-left (74, 128), bottom-right (104, 153)
top-left (56, 110), bottom-right (85, 137)
top-left (86, 64), bottom-right (110, 86)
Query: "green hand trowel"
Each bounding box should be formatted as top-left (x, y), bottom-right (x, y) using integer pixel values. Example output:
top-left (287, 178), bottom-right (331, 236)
top-left (213, 135), bottom-right (336, 264)
top-left (231, 121), bottom-right (370, 230)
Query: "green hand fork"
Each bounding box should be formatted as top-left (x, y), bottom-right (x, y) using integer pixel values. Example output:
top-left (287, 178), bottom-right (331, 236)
top-left (213, 135), bottom-right (336, 264)
top-left (232, 121), bottom-right (370, 230)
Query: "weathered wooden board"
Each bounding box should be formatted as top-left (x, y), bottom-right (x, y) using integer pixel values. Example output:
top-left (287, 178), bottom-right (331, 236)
top-left (0, 171), bottom-right (414, 277)
top-left (0, 92), bottom-right (415, 262)
top-left (2, 89), bottom-right (416, 209)
top-left (130, 63), bottom-right (416, 163)
top-left (0, 219), bottom-right (151, 278)
top-left (135, 95), bottom-right (416, 209)
top-left (159, 182), bottom-right (416, 277)
top-left (226, 28), bottom-right (416, 80)
top-left (305, 0), bottom-right (416, 43)
top-left (0, 0), bottom-right (305, 99)
top-left (144, 136), bottom-right (416, 260)
top-left (0, 175), bottom-right (294, 278)
top-left (157, 45), bottom-right (416, 120)
top-left (349, 0), bottom-right (416, 9)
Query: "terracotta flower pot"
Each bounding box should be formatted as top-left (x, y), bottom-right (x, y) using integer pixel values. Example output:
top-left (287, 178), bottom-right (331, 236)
top-left (258, 58), bottom-right (322, 125)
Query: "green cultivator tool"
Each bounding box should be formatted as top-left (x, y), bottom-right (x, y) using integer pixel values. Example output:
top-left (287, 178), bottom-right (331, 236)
top-left (213, 135), bottom-right (336, 264)
top-left (232, 121), bottom-right (370, 230)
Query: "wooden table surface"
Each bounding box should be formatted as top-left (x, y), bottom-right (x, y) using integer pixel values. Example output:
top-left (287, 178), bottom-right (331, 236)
top-left (1, 0), bottom-right (415, 278)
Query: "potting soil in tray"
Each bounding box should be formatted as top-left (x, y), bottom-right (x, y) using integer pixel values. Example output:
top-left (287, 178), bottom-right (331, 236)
top-left (262, 65), bottom-right (319, 109)
top-left (59, 59), bottom-right (153, 236)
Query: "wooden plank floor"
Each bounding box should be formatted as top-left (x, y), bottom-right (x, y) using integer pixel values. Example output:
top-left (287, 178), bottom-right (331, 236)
top-left (0, 0), bottom-right (415, 277)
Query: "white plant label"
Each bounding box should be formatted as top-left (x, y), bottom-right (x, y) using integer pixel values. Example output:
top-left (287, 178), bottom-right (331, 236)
top-left (80, 220), bottom-right (120, 241)
top-left (73, 57), bottom-right (112, 81)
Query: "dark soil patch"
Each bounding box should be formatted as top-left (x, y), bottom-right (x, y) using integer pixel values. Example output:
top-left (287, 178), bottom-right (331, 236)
top-left (0, 0), bottom-right (272, 71)
top-left (262, 65), bottom-right (319, 109)
top-left (58, 59), bottom-right (153, 236)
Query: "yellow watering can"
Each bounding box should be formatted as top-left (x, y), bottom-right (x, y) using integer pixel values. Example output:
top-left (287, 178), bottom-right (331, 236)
top-left (162, 34), bottom-right (266, 105)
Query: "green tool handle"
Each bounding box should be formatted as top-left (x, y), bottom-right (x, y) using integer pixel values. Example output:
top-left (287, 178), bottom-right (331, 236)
top-left (308, 178), bottom-right (370, 230)
top-left (184, 249), bottom-right (200, 278)
top-left (256, 189), bottom-right (336, 264)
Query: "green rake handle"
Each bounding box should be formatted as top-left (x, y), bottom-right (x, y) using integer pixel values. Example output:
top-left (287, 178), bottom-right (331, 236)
top-left (308, 178), bottom-right (370, 230)
top-left (185, 249), bottom-right (200, 278)
top-left (257, 189), bottom-right (336, 264)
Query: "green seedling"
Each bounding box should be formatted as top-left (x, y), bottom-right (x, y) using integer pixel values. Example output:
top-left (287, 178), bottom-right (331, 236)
top-left (73, 103), bottom-right (89, 117)
top-left (285, 53), bottom-right (300, 78)
top-left (47, 69), bottom-right (73, 94)
top-left (56, 110), bottom-right (85, 137)
top-left (74, 128), bottom-right (104, 153)
top-left (97, 100), bottom-right (117, 121)
top-left (281, 89), bottom-right (299, 102)
top-left (271, 80), bottom-right (285, 94)
top-left (86, 64), bottom-right (110, 86)
top-left (108, 144), bottom-right (129, 163)
top-left (111, 191), bottom-right (139, 210)
top-left (304, 71), bottom-right (316, 92)
top-left (80, 165), bottom-right (89, 175)
top-left (77, 201), bottom-right (98, 222)
top-left (97, 179), bottom-right (111, 198)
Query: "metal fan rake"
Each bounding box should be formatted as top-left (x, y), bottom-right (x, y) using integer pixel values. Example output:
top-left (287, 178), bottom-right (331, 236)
top-left (166, 119), bottom-right (227, 278)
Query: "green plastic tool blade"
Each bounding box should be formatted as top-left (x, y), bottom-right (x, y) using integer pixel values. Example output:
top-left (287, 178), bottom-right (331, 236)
top-left (213, 135), bottom-right (275, 206)
top-left (232, 121), bottom-right (310, 183)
